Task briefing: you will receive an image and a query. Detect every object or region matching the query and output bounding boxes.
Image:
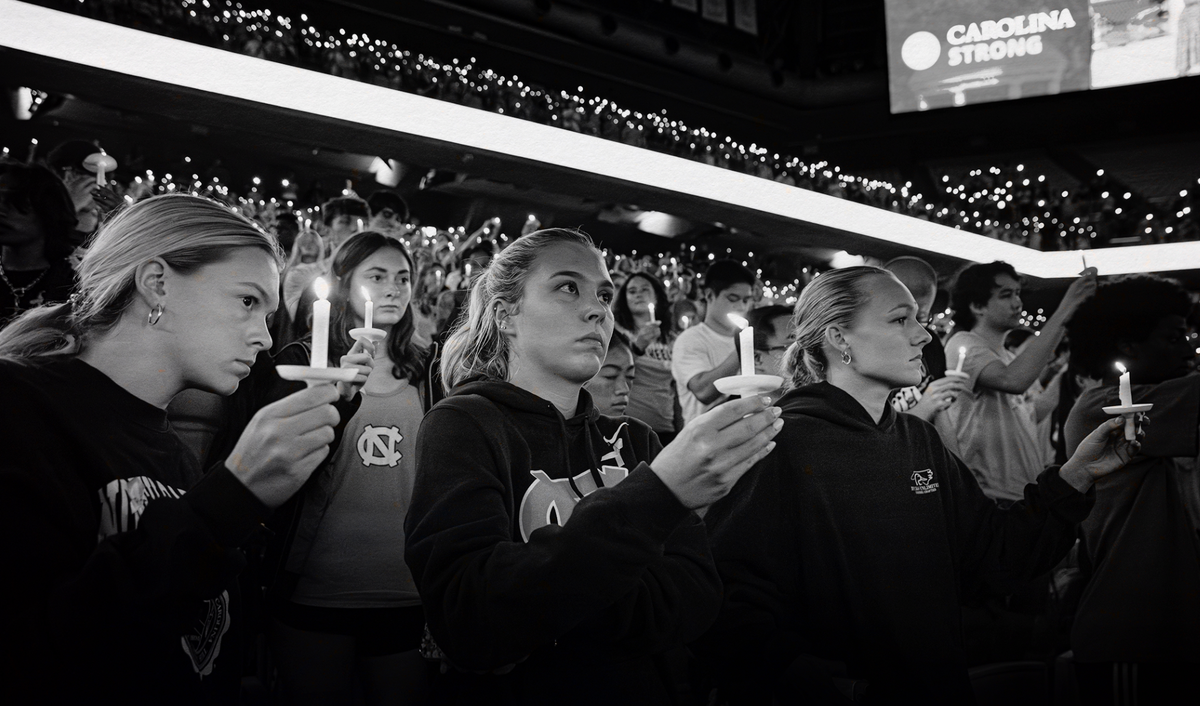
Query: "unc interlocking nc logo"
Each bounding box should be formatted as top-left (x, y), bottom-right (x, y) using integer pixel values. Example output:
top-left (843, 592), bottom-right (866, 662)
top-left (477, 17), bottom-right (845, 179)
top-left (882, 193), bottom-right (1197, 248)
top-left (357, 424), bottom-right (404, 467)
top-left (517, 425), bottom-right (630, 542)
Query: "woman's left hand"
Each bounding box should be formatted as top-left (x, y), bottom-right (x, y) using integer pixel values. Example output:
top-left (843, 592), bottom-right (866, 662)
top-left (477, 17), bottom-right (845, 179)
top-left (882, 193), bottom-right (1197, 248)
top-left (1059, 413), bottom-right (1147, 492)
top-left (91, 185), bottom-right (123, 214)
top-left (337, 337), bottom-right (375, 399)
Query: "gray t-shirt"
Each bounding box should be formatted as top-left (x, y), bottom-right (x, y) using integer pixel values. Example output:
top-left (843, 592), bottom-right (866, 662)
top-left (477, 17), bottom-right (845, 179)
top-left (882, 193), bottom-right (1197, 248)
top-left (292, 381), bottom-right (423, 608)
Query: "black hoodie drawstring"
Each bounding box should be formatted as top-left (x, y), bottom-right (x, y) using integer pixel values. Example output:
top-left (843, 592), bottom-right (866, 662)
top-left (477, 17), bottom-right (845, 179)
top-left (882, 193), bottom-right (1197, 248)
top-left (554, 404), bottom-right (607, 499)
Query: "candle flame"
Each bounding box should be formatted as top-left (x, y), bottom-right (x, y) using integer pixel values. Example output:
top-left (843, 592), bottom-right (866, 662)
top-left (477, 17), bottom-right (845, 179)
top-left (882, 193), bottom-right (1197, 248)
top-left (360, 285), bottom-right (372, 303)
top-left (314, 277), bottom-right (330, 300)
top-left (727, 313), bottom-right (749, 330)
top-left (1115, 361), bottom-right (1127, 374)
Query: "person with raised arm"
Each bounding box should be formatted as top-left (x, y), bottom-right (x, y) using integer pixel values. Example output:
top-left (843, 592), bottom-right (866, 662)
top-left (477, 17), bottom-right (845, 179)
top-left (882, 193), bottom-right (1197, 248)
top-left (701, 266), bottom-right (1138, 705)
top-left (405, 229), bottom-right (782, 705)
top-left (0, 195), bottom-right (341, 704)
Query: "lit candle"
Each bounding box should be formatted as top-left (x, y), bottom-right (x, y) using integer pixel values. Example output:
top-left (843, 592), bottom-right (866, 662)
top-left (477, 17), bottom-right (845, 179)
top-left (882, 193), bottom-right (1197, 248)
top-left (728, 313), bottom-right (754, 377)
top-left (1115, 362), bottom-right (1134, 440)
top-left (465, 263), bottom-right (473, 279)
top-left (647, 302), bottom-right (656, 322)
top-left (83, 151), bottom-right (117, 187)
top-left (361, 286), bottom-right (373, 329)
top-left (681, 315), bottom-right (690, 329)
top-left (954, 345), bottom-right (967, 374)
top-left (311, 278), bottom-right (330, 368)
top-left (357, 218), bottom-right (364, 233)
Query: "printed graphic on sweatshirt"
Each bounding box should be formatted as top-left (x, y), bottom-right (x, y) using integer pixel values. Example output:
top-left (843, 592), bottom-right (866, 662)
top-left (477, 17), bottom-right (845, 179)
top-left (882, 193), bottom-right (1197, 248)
top-left (518, 424), bottom-right (631, 542)
top-left (97, 477), bottom-right (231, 678)
top-left (910, 469), bottom-right (939, 495)
top-left (357, 424), bottom-right (404, 467)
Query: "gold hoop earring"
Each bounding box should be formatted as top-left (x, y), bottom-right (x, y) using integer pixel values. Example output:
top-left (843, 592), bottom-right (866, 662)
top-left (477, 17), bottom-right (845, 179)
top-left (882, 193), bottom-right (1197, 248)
top-left (841, 349), bottom-right (852, 365)
top-left (148, 304), bottom-right (164, 326)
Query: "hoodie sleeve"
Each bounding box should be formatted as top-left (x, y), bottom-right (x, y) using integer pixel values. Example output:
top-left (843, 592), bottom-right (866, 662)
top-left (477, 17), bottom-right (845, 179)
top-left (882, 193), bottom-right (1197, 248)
top-left (939, 442), bottom-right (1094, 596)
top-left (405, 407), bottom-right (718, 671)
top-left (697, 451), bottom-right (850, 705)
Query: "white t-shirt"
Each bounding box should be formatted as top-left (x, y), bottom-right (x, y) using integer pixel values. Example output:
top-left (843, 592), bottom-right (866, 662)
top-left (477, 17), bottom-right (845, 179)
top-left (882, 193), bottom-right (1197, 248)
top-left (671, 322), bottom-right (735, 424)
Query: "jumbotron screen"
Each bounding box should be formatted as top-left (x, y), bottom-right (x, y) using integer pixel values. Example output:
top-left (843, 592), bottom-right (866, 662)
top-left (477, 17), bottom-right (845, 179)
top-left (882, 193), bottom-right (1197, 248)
top-left (884, 0), bottom-right (1200, 113)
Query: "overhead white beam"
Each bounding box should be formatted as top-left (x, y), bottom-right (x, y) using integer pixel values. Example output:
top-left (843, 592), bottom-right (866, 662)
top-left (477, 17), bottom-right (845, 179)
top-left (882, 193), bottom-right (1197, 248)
top-left (3, 0), bottom-right (1197, 279)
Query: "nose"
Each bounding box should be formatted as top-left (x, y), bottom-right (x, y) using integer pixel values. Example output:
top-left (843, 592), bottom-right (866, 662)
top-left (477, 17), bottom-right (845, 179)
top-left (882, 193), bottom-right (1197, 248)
top-left (583, 293), bottom-right (608, 321)
top-left (914, 324), bottom-right (932, 347)
top-left (250, 316), bottom-right (272, 352)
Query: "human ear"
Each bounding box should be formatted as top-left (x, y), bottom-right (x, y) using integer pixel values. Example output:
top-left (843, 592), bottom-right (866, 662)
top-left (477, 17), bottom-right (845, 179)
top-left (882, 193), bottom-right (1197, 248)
top-left (824, 325), bottom-right (849, 358)
top-left (133, 258), bottom-right (169, 308)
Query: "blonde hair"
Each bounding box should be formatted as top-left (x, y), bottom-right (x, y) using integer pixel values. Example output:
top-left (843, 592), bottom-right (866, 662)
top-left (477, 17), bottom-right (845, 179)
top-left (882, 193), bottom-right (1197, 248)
top-left (0, 194), bottom-right (282, 361)
top-left (783, 266), bottom-right (891, 388)
top-left (440, 228), bottom-right (599, 392)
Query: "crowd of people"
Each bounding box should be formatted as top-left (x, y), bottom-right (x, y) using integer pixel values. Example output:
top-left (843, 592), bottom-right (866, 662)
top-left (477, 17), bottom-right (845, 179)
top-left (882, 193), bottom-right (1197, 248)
top-left (21, 0), bottom-right (1200, 251)
top-left (3, 132), bottom-right (1199, 705)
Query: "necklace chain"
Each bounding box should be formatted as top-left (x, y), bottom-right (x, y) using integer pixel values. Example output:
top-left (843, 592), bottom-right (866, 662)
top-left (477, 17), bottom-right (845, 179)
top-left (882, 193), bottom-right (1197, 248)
top-left (0, 256), bottom-right (51, 304)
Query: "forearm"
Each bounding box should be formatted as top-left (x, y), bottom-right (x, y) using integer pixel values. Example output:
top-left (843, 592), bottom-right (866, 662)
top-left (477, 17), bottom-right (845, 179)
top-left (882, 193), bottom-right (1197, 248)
top-left (988, 319), bottom-right (1066, 393)
top-left (688, 354), bottom-right (741, 405)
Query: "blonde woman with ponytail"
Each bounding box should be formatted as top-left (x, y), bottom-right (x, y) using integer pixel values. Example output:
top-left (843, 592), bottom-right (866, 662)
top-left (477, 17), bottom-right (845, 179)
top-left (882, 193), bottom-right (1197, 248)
top-left (404, 228), bottom-right (782, 704)
top-left (701, 266), bottom-right (1142, 704)
top-left (0, 194), bottom-right (341, 704)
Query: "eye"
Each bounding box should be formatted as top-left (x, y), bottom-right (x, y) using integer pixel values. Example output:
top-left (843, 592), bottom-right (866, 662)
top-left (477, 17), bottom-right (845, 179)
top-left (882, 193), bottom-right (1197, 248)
top-left (241, 295), bottom-right (258, 309)
top-left (599, 290), bottom-right (614, 305)
top-left (558, 281), bottom-right (579, 295)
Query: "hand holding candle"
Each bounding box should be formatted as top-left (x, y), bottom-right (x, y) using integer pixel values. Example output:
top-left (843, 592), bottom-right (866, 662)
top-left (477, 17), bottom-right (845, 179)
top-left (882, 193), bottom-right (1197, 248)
top-left (83, 151), bottom-right (118, 187)
top-left (728, 313), bottom-right (755, 377)
top-left (361, 286), bottom-right (373, 329)
top-left (1103, 362), bottom-right (1151, 442)
top-left (311, 278), bottom-right (330, 368)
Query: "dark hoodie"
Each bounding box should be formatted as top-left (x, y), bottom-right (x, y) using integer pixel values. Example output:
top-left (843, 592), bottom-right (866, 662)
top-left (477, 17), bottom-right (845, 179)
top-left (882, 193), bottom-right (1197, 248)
top-left (404, 380), bottom-right (721, 705)
top-left (701, 382), bottom-right (1093, 705)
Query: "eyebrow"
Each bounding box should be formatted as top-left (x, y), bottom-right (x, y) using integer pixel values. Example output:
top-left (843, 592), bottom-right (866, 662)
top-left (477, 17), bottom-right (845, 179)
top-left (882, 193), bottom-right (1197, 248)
top-left (363, 265), bottom-right (410, 273)
top-left (238, 282), bottom-right (272, 300)
top-left (889, 303), bottom-right (915, 313)
top-left (548, 270), bottom-right (613, 287)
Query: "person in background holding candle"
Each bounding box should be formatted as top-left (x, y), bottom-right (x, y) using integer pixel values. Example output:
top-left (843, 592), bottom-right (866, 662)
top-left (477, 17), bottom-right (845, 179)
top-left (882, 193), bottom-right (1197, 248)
top-left (0, 194), bottom-right (341, 704)
top-left (1060, 274), bottom-right (1199, 704)
top-left (260, 231), bottom-right (442, 706)
top-left (699, 266), bottom-right (1139, 705)
top-left (671, 260), bottom-right (757, 424)
top-left (615, 272), bottom-right (681, 442)
top-left (318, 195), bottom-right (370, 257)
top-left (406, 229), bottom-right (782, 705)
top-left (747, 305), bottom-right (793, 400)
top-left (43, 140), bottom-right (121, 242)
top-left (945, 261), bottom-right (1098, 504)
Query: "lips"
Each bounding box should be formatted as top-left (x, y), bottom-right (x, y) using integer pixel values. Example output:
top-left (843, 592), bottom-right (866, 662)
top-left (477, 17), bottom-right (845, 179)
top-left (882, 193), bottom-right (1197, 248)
top-left (579, 333), bottom-right (605, 346)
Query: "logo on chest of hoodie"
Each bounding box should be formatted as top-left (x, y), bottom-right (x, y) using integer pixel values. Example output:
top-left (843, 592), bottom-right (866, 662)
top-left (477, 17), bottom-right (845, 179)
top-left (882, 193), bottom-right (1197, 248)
top-left (910, 468), bottom-right (939, 495)
top-left (517, 425), bottom-right (631, 542)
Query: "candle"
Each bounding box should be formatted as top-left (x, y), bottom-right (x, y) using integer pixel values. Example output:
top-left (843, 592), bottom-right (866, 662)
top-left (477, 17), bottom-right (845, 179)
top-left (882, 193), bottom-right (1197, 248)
top-left (311, 278), bottom-right (330, 368)
top-left (465, 263), bottom-right (473, 279)
top-left (681, 315), bottom-right (690, 329)
top-left (954, 346), bottom-right (967, 374)
top-left (1115, 362), bottom-right (1135, 440)
top-left (357, 218), bottom-right (364, 233)
top-left (728, 313), bottom-right (754, 377)
top-left (647, 302), bottom-right (656, 322)
top-left (361, 286), bottom-right (373, 329)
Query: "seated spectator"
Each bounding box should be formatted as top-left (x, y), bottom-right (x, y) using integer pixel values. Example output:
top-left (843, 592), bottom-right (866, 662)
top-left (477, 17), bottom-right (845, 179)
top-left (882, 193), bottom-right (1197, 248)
top-left (671, 260), bottom-right (756, 424)
top-left (320, 195), bottom-right (370, 254)
top-left (946, 262), bottom-right (1097, 502)
top-left (583, 329), bottom-right (636, 417)
top-left (367, 189), bottom-right (409, 235)
top-left (1063, 274), bottom-right (1200, 703)
top-left (0, 161), bottom-right (79, 323)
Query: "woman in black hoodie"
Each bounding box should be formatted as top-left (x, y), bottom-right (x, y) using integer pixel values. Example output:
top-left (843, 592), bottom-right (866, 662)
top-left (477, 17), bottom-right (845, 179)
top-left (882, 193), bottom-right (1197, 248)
top-left (404, 228), bottom-right (783, 705)
top-left (701, 266), bottom-right (1141, 705)
top-left (0, 195), bottom-right (340, 704)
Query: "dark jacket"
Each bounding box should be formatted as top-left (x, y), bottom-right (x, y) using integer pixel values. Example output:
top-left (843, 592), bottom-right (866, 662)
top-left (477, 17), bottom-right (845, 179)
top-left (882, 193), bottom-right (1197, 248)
top-left (0, 358), bottom-right (270, 704)
top-left (404, 381), bottom-right (720, 705)
top-left (701, 382), bottom-right (1094, 705)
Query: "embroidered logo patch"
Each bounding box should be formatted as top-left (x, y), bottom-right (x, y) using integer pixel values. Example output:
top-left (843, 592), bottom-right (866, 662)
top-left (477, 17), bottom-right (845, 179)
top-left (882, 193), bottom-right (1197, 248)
top-left (910, 469), bottom-right (939, 495)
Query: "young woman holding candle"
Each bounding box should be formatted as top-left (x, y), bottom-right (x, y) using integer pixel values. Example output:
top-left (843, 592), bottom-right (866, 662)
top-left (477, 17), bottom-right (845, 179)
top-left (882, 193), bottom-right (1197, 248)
top-left (700, 266), bottom-right (1140, 705)
top-left (1061, 274), bottom-right (1198, 703)
top-left (613, 272), bottom-right (680, 442)
top-left (404, 228), bottom-right (782, 705)
top-left (0, 194), bottom-right (342, 704)
top-left (222, 231), bottom-right (440, 706)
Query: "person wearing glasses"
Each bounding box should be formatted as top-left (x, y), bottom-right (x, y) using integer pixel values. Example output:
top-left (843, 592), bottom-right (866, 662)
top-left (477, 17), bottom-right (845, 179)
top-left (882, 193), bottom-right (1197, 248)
top-left (747, 305), bottom-right (793, 401)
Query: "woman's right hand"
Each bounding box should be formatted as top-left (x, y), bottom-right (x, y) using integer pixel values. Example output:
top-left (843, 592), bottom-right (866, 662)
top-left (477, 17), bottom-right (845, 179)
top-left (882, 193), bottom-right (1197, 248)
top-left (337, 337), bottom-right (375, 399)
top-left (224, 384), bottom-right (341, 508)
top-left (651, 395), bottom-right (783, 510)
top-left (1058, 267), bottom-right (1098, 317)
top-left (634, 321), bottom-right (661, 351)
